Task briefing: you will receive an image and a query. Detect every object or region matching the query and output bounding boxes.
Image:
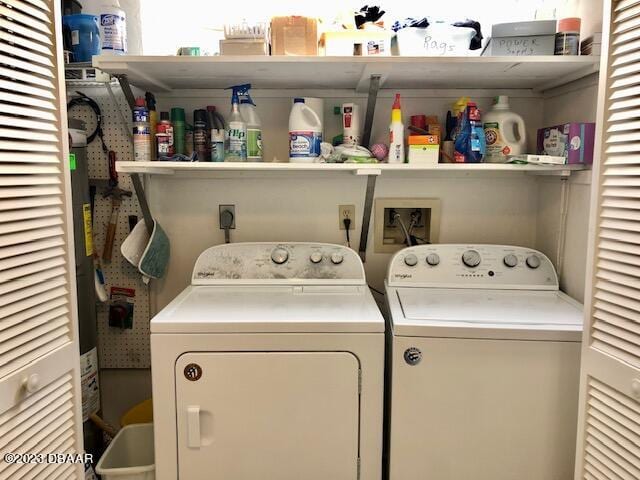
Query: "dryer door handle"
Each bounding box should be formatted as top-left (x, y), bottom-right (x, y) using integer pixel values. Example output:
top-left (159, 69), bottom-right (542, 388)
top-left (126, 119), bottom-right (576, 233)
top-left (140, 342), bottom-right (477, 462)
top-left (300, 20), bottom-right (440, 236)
top-left (187, 405), bottom-right (201, 448)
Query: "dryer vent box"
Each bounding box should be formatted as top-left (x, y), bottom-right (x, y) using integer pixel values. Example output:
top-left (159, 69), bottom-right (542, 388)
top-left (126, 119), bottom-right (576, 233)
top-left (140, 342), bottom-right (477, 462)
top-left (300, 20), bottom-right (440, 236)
top-left (374, 198), bottom-right (441, 253)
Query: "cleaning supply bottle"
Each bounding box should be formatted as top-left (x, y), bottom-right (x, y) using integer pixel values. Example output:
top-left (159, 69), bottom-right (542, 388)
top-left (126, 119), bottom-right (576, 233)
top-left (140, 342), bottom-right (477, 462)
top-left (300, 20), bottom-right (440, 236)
top-left (483, 96), bottom-right (526, 163)
top-left (193, 109), bottom-right (208, 161)
top-left (289, 98), bottom-right (323, 163)
top-left (454, 102), bottom-right (486, 163)
top-left (145, 92), bottom-right (157, 160)
top-left (156, 111), bottom-right (174, 158)
top-left (388, 94), bottom-right (404, 163)
top-left (239, 86), bottom-right (262, 162)
top-left (206, 105), bottom-right (226, 162)
top-left (170, 107), bottom-right (185, 155)
top-left (226, 85), bottom-right (247, 162)
top-left (132, 97), bottom-right (150, 162)
top-left (94, 0), bottom-right (127, 54)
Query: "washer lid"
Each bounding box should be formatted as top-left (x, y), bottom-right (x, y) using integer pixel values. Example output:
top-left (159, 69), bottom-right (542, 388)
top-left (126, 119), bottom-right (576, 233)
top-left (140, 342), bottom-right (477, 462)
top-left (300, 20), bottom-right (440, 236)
top-left (393, 288), bottom-right (583, 335)
top-left (151, 285), bottom-right (384, 334)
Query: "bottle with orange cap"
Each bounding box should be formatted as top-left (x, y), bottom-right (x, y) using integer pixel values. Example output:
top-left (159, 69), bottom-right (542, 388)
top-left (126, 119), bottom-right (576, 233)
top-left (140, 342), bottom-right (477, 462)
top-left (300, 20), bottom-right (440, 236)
top-left (555, 17), bottom-right (581, 55)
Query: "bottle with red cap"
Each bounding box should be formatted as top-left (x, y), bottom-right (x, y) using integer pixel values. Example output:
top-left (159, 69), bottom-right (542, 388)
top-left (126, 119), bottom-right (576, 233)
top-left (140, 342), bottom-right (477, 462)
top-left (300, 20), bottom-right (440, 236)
top-left (389, 93), bottom-right (405, 163)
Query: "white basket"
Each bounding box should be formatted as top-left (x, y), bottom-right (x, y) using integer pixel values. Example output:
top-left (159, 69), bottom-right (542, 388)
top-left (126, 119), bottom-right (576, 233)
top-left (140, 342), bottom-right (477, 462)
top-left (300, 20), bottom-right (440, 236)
top-left (394, 24), bottom-right (476, 56)
top-left (96, 424), bottom-right (155, 480)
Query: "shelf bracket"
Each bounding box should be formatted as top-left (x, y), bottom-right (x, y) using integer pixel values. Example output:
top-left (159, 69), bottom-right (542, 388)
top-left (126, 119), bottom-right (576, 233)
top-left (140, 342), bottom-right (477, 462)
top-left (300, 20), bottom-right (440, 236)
top-left (105, 81), bottom-right (133, 142)
top-left (115, 74), bottom-right (136, 110)
top-left (130, 173), bottom-right (154, 235)
top-left (358, 173), bottom-right (378, 262)
top-left (362, 74), bottom-right (381, 149)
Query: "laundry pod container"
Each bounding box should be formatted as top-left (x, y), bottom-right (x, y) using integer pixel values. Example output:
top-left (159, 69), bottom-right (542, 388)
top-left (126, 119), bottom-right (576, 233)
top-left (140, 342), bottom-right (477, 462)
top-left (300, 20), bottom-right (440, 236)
top-left (96, 423), bottom-right (155, 480)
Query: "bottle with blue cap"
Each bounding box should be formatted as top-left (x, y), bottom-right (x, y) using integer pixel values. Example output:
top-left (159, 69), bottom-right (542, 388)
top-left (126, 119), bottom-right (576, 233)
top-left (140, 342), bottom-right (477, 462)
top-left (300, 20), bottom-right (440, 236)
top-left (289, 98), bottom-right (323, 163)
top-left (225, 84), bottom-right (248, 162)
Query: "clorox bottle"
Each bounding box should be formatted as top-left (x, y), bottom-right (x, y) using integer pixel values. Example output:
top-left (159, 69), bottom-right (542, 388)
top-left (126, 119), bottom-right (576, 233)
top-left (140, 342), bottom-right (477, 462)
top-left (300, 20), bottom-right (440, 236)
top-left (483, 96), bottom-right (526, 163)
top-left (289, 98), bottom-right (322, 163)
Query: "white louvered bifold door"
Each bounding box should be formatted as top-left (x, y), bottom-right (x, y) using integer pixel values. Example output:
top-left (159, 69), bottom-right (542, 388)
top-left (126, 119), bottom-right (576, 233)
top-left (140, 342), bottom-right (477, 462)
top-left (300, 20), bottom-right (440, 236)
top-left (0, 0), bottom-right (83, 478)
top-left (575, 0), bottom-right (640, 479)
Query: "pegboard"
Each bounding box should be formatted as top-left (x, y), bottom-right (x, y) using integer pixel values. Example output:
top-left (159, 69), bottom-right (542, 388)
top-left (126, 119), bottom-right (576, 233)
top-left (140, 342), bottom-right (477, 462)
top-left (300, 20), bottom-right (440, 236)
top-left (66, 83), bottom-right (151, 369)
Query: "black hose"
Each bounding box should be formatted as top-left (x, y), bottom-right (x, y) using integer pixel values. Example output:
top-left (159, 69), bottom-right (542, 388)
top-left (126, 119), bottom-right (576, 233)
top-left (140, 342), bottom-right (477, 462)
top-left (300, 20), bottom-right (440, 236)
top-left (67, 91), bottom-right (108, 152)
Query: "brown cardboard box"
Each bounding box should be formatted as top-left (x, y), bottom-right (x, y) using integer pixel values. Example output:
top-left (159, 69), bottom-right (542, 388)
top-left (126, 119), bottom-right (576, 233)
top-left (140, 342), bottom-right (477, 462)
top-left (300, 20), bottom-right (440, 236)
top-left (271, 16), bottom-right (318, 55)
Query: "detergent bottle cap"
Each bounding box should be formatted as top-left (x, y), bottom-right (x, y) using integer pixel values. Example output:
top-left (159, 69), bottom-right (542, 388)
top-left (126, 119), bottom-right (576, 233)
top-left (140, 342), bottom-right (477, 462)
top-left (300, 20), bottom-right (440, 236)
top-left (492, 95), bottom-right (511, 110)
top-left (392, 93), bottom-right (401, 110)
top-left (391, 94), bottom-right (402, 122)
top-left (294, 97), bottom-right (305, 103)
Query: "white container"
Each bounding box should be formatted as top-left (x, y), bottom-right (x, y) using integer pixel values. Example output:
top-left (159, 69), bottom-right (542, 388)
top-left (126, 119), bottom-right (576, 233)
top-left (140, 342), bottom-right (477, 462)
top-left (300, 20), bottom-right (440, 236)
top-left (92, 1), bottom-right (127, 55)
top-left (394, 24), bottom-right (475, 56)
top-left (289, 98), bottom-right (323, 163)
top-left (388, 94), bottom-right (404, 163)
top-left (322, 30), bottom-right (393, 56)
top-left (342, 103), bottom-right (361, 146)
top-left (482, 96), bottom-right (527, 163)
top-left (96, 423), bottom-right (154, 480)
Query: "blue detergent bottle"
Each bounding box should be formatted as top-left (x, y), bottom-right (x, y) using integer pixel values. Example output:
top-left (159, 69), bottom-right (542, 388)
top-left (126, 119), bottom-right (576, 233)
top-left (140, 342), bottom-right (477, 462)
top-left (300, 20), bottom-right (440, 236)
top-left (454, 102), bottom-right (486, 163)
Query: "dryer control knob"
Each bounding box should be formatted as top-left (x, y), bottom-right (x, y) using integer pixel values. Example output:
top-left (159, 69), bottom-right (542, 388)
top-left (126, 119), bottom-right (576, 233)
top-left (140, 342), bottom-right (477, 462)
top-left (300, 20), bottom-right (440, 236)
top-left (462, 250), bottom-right (481, 268)
top-left (426, 253), bottom-right (440, 266)
top-left (271, 248), bottom-right (289, 265)
top-left (503, 254), bottom-right (518, 268)
top-left (330, 253), bottom-right (344, 265)
top-left (309, 252), bottom-right (323, 264)
top-left (404, 254), bottom-right (418, 267)
top-left (526, 255), bottom-right (541, 269)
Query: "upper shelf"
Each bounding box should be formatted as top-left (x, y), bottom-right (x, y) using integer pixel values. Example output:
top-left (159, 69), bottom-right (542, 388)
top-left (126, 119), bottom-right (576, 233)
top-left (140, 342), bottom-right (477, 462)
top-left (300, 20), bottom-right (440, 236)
top-left (92, 55), bottom-right (600, 92)
top-left (116, 161), bottom-right (589, 178)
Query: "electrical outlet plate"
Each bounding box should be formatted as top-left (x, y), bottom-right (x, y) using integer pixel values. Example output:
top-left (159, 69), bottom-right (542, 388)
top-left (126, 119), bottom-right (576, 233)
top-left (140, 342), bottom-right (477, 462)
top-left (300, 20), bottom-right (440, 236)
top-left (219, 204), bottom-right (236, 229)
top-left (374, 198), bottom-right (441, 253)
top-left (339, 205), bottom-right (355, 230)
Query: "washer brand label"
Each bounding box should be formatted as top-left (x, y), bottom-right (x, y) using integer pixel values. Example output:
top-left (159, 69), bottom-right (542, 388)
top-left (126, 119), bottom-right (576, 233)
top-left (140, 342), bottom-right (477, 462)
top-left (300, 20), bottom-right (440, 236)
top-left (394, 273), bottom-right (412, 279)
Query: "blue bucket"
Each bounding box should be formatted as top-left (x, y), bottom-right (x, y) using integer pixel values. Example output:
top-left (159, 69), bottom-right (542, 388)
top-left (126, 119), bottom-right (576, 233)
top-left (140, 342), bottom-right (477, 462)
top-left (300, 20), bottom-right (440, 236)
top-left (62, 14), bottom-right (100, 62)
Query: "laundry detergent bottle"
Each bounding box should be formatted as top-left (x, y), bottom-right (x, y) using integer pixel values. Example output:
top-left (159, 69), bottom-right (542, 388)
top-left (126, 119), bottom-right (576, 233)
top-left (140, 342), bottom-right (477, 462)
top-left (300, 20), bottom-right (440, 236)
top-left (289, 98), bottom-right (322, 162)
top-left (483, 96), bottom-right (526, 163)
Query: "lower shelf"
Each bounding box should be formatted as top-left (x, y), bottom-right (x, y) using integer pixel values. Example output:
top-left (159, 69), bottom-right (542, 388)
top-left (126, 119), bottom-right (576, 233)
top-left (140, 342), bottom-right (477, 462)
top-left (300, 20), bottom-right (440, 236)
top-left (115, 161), bottom-right (589, 178)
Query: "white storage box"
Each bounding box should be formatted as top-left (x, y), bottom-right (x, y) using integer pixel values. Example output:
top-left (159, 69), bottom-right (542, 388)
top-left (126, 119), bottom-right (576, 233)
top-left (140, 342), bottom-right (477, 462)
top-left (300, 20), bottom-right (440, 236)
top-left (322, 30), bottom-right (393, 56)
top-left (482, 20), bottom-right (556, 56)
top-left (394, 24), bottom-right (476, 56)
top-left (96, 424), bottom-right (155, 480)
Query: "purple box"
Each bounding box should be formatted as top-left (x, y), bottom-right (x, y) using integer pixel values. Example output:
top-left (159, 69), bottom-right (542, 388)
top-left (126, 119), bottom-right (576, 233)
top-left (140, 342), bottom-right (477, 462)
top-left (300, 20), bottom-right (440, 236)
top-left (537, 122), bottom-right (595, 164)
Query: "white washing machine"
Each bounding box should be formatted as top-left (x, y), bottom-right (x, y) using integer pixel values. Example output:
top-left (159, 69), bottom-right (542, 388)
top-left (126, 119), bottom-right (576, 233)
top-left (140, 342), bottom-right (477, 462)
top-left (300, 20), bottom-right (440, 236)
top-left (151, 242), bottom-right (384, 480)
top-left (385, 245), bottom-right (583, 480)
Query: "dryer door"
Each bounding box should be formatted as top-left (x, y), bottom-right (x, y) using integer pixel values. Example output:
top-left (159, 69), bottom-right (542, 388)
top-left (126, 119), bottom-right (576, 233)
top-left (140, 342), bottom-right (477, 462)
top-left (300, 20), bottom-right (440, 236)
top-left (175, 352), bottom-right (361, 480)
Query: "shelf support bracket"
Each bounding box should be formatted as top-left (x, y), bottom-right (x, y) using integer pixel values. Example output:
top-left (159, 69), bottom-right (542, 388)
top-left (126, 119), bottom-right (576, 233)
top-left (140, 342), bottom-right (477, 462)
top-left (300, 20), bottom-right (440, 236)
top-left (130, 173), bottom-right (154, 235)
top-left (358, 173), bottom-right (378, 262)
top-left (115, 74), bottom-right (136, 110)
top-left (105, 80), bottom-right (133, 142)
top-left (362, 74), bottom-right (381, 149)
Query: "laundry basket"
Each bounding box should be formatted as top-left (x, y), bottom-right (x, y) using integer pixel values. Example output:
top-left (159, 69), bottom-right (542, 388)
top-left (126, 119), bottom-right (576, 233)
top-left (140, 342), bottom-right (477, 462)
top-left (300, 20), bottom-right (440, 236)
top-left (96, 423), bottom-right (155, 480)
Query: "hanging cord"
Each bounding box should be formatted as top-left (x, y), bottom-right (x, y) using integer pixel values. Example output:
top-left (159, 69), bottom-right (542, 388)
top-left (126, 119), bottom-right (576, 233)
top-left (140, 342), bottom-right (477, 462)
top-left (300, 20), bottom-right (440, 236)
top-left (67, 91), bottom-right (109, 154)
top-left (393, 212), bottom-right (413, 246)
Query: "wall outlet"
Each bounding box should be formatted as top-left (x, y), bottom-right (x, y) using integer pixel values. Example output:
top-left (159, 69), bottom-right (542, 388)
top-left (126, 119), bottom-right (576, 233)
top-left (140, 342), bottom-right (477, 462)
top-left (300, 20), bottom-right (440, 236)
top-left (339, 205), bottom-right (355, 230)
top-left (374, 198), bottom-right (441, 253)
top-left (219, 205), bottom-right (236, 229)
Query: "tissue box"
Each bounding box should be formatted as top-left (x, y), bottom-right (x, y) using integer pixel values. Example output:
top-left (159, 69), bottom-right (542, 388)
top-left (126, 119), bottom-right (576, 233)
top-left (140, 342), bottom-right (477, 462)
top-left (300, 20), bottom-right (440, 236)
top-left (408, 135), bottom-right (440, 164)
top-left (537, 123), bottom-right (596, 164)
top-left (321, 30), bottom-right (393, 56)
top-left (271, 16), bottom-right (318, 55)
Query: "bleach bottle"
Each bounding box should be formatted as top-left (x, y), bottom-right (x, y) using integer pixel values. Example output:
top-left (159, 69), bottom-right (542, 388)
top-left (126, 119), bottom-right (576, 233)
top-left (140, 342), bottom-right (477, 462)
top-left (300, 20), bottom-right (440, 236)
top-left (483, 96), bottom-right (526, 163)
top-left (225, 85), bottom-right (248, 162)
top-left (289, 98), bottom-right (322, 162)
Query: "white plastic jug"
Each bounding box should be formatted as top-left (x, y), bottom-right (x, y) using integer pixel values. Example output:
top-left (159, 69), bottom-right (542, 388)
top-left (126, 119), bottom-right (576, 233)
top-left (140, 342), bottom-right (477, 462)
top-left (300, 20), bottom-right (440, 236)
top-left (289, 98), bottom-right (323, 163)
top-left (483, 96), bottom-right (526, 163)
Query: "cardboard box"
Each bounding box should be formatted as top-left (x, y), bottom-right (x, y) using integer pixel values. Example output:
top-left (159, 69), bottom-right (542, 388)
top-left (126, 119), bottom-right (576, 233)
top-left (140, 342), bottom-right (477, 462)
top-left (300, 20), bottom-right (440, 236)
top-left (220, 39), bottom-right (268, 55)
top-left (537, 123), bottom-right (596, 164)
top-left (271, 16), bottom-right (318, 56)
top-left (321, 30), bottom-right (393, 56)
top-left (408, 135), bottom-right (440, 164)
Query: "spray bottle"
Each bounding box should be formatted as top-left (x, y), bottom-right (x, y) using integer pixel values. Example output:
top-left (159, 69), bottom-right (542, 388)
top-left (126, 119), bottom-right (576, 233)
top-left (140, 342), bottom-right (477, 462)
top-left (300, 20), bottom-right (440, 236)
top-left (238, 84), bottom-right (263, 161)
top-left (388, 94), bottom-right (404, 163)
top-left (225, 84), bottom-right (248, 162)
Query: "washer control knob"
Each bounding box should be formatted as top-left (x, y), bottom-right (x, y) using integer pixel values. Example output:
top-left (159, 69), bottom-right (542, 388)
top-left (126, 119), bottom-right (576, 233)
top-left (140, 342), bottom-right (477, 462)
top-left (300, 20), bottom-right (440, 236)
top-left (404, 254), bottom-right (418, 267)
top-left (426, 253), bottom-right (440, 266)
top-left (330, 253), bottom-right (344, 265)
top-left (462, 250), bottom-right (481, 268)
top-left (526, 254), bottom-right (541, 269)
top-left (271, 248), bottom-right (289, 265)
top-left (309, 252), bottom-right (323, 264)
top-left (503, 254), bottom-right (518, 268)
